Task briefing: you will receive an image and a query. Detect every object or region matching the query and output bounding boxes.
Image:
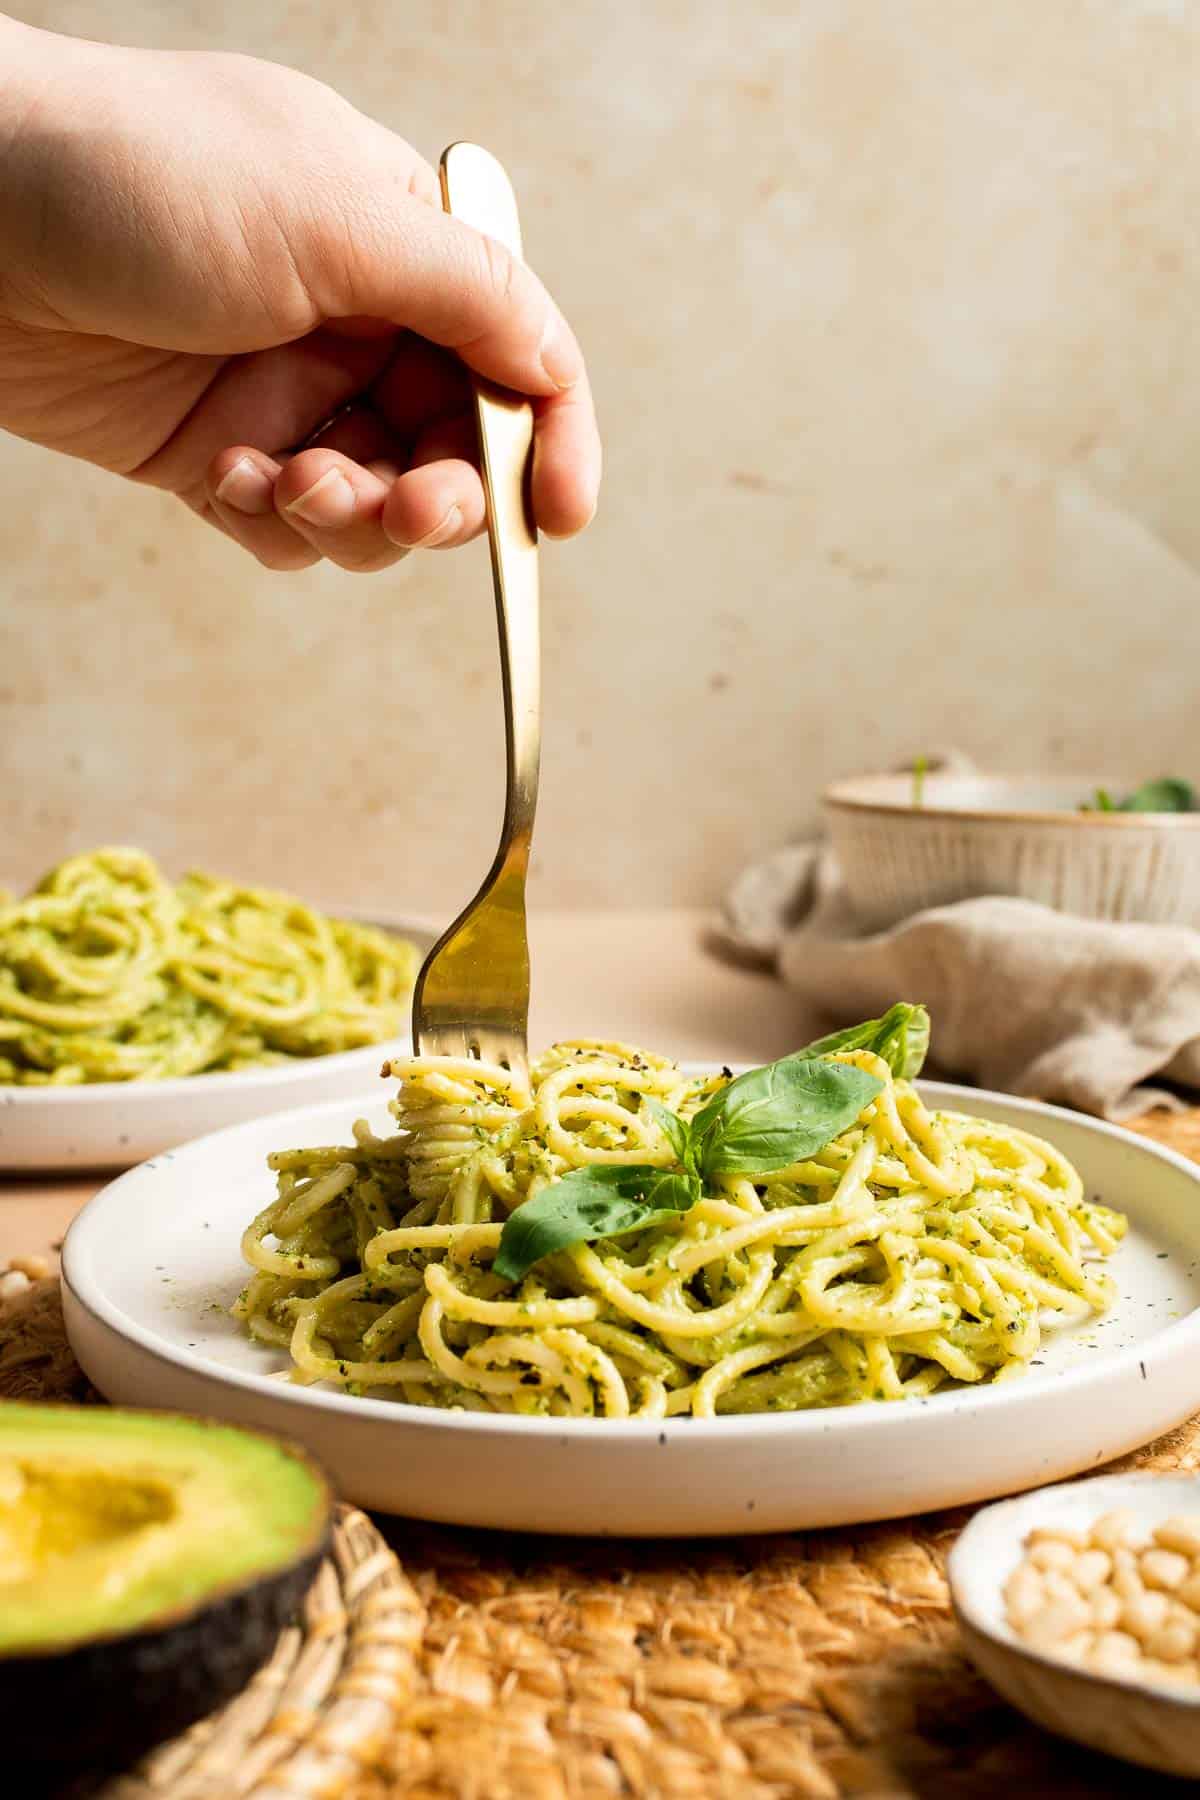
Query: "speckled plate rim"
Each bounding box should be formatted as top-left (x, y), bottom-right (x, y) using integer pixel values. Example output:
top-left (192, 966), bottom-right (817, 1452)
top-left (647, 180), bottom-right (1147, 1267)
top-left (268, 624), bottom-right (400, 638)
top-left (824, 772), bottom-right (1200, 829)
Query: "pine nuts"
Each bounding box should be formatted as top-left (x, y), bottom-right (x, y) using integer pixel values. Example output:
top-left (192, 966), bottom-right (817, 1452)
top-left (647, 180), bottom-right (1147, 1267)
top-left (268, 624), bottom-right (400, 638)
top-left (1147, 1620), bottom-right (1196, 1664)
top-left (1155, 1519), bottom-right (1200, 1558)
top-left (1070, 1550), bottom-right (1112, 1594)
top-left (1141, 1549), bottom-right (1190, 1592)
top-left (1119, 1590), bottom-right (1169, 1639)
top-left (1029, 1526), bottom-right (1089, 1551)
top-left (6, 1254), bottom-right (49, 1281)
top-left (1004, 1511), bottom-right (1200, 1691)
top-left (1089, 1510), bottom-right (1136, 1553)
top-left (1030, 1538), bottom-right (1077, 1574)
top-left (1110, 1548), bottom-right (1144, 1602)
top-left (1090, 1588), bottom-right (1122, 1631)
top-left (1023, 1595), bottom-right (1091, 1648)
top-left (1003, 1564), bottom-right (1045, 1628)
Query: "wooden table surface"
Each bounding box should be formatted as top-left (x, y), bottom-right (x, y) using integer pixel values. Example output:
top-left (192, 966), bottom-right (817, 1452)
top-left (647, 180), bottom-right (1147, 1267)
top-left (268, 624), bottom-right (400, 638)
top-left (0, 909), bottom-right (811, 1259)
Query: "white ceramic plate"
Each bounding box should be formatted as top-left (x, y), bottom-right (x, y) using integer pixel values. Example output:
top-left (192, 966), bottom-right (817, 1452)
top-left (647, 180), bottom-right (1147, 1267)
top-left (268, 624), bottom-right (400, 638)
top-left (0, 923), bottom-right (432, 1171)
top-left (61, 1082), bottom-right (1200, 1536)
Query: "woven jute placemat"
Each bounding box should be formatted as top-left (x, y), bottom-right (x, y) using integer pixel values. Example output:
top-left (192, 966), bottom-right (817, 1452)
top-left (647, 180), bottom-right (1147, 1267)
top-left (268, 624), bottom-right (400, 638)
top-left (5, 1105), bottom-right (1199, 1799)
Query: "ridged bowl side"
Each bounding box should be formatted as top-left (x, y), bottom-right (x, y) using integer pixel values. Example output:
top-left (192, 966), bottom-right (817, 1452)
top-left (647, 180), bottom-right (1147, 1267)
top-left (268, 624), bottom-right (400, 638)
top-left (825, 780), bottom-right (1200, 932)
top-left (829, 812), bottom-right (1200, 931)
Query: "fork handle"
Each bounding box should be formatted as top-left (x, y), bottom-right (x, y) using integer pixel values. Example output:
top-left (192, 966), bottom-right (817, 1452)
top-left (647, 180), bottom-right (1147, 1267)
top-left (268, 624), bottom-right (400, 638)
top-left (439, 144), bottom-right (540, 877)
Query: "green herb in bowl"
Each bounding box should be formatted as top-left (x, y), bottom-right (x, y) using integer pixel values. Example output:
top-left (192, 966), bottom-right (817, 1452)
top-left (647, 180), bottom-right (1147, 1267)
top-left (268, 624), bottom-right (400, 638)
top-left (1083, 779), bottom-right (1197, 815)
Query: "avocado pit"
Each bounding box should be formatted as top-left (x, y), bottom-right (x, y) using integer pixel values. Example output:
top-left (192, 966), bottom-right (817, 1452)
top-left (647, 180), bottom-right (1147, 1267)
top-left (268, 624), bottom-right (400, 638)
top-left (0, 1458), bottom-right (175, 1584)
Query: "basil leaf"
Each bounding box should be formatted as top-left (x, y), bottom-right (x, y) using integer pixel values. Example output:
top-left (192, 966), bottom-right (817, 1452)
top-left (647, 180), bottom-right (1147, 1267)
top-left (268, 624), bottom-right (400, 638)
top-left (1119, 778), bottom-right (1197, 814)
top-left (798, 1002), bottom-right (931, 1080)
top-left (494, 1165), bottom-right (700, 1284)
top-left (1083, 779), bottom-right (1196, 815)
top-left (641, 1095), bottom-right (694, 1169)
top-left (872, 1005), bottom-right (931, 1080)
top-left (689, 1057), bottom-right (882, 1178)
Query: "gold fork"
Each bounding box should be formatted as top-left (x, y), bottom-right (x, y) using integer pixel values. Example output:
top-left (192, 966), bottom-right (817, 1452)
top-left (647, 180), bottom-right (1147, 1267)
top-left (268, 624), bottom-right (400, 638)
top-left (409, 143), bottom-right (540, 1085)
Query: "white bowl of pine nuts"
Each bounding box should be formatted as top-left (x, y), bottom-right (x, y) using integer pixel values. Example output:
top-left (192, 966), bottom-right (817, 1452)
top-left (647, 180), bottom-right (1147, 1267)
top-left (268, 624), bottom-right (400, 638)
top-left (948, 1472), bottom-right (1200, 1778)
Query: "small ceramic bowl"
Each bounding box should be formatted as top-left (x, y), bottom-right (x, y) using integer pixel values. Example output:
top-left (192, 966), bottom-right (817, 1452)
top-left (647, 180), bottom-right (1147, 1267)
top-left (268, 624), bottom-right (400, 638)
top-left (824, 773), bottom-right (1200, 933)
top-left (949, 1472), bottom-right (1200, 1777)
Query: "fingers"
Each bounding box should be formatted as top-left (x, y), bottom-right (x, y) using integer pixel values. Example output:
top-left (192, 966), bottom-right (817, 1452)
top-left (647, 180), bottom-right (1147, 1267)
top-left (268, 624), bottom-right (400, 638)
top-left (531, 374), bottom-right (601, 538)
top-left (273, 450), bottom-right (405, 572)
top-left (370, 334), bottom-right (601, 539)
top-left (305, 401), bottom-right (397, 468)
top-left (165, 317), bottom-right (596, 566)
top-left (308, 187), bottom-right (586, 399)
top-left (197, 323), bottom-right (598, 567)
top-left (206, 444), bottom-right (401, 573)
top-left (310, 127), bottom-right (605, 532)
top-left (382, 415), bottom-right (486, 551)
top-left (370, 334), bottom-right (472, 436)
top-left (206, 448), bottom-right (320, 571)
top-left (134, 327), bottom-right (398, 495)
top-left (204, 404), bottom-right (595, 570)
top-left (205, 422), bottom-right (490, 569)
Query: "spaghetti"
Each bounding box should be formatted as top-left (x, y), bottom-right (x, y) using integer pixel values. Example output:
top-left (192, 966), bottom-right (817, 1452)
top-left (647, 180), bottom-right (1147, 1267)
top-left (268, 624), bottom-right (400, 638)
top-left (0, 848), bottom-right (418, 1083)
top-left (234, 1034), bottom-right (1126, 1418)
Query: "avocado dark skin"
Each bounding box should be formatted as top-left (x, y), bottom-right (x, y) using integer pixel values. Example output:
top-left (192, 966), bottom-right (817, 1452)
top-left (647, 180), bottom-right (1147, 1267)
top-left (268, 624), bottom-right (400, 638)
top-left (0, 1404), bottom-right (335, 1792)
top-left (3, 1540), bottom-right (327, 1780)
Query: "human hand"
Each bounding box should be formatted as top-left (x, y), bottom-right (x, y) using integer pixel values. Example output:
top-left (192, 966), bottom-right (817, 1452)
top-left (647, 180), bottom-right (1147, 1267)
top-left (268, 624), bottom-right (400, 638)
top-left (0, 16), bottom-right (600, 571)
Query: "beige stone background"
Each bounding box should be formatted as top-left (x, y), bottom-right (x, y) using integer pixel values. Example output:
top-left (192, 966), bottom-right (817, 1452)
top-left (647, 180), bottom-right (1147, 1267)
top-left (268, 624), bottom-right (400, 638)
top-left (3, 0), bottom-right (1200, 918)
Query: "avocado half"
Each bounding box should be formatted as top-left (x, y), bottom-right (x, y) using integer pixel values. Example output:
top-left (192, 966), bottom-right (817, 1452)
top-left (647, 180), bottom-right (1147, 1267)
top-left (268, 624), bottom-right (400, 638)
top-left (0, 1401), bottom-right (332, 1775)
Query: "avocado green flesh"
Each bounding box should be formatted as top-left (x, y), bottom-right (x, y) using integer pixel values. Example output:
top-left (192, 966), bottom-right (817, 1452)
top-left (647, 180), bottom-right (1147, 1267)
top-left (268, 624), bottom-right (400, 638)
top-left (0, 1402), bottom-right (329, 1653)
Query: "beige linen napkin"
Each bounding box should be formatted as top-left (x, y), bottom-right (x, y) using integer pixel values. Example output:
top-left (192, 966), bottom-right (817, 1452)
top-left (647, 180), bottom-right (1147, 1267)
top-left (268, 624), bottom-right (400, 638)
top-left (718, 838), bottom-right (1200, 1123)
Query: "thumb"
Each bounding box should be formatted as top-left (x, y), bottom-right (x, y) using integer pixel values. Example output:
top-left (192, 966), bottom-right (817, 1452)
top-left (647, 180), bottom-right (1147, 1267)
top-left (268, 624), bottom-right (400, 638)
top-left (306, 188), bottom-right (584, 398)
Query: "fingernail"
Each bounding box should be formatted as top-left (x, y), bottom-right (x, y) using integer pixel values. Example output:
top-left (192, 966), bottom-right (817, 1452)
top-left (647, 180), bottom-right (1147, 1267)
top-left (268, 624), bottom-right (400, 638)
top-left (415, 506), bottom-right (462, 548)
top-left (283, 468), bottom-right (356, 527)
top-left (538, 313), bottom-right (581, 390)
top-left (214, 457), bottom-right (274, 515)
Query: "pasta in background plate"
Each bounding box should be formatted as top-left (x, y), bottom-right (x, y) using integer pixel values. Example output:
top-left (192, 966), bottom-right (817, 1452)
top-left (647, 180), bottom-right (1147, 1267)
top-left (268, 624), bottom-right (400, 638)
top-left (234, 1011), bottom-right (1127, 1418)
top-left (0, 848), bottom-right (418, 1083)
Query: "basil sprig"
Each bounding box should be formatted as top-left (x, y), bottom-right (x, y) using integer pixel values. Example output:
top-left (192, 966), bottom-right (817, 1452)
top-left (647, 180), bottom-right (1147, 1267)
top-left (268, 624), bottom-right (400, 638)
top-left (798, 1001), bottom-right (931, 1081)
top-left (492, 1045), bottom-right (887, 1284)
top-left (911, 754), bottom-right (929, 809)
top-left (1085, 778), bottom-right (1197, 815)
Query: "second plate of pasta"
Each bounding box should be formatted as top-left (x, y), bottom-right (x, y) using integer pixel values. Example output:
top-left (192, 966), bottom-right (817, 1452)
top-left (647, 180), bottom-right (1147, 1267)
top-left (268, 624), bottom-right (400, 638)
top-left (61, 1048), bottom-right (1200, 1534)
top-left (0, 849), bottom-right (433, 1169)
